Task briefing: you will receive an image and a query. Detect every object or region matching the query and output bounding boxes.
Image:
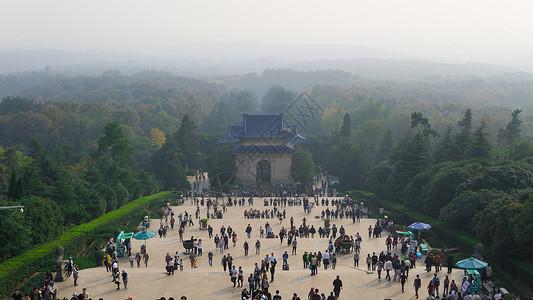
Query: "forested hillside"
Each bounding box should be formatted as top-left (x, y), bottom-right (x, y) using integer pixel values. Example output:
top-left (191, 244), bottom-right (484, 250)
top-left (1, 69), bottom-right (533, 288)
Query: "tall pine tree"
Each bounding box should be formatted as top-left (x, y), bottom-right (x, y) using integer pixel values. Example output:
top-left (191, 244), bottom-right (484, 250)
top-left (455, 109), bottom-right (473, 158)
top-left (498, 109), bottom-right (523, 147)
top-left (340, 113), bottom-right (351, 137)
top-left (434, 125), bottom-right (457, 163)
top-left (466, 121), bottom-right (492, 159)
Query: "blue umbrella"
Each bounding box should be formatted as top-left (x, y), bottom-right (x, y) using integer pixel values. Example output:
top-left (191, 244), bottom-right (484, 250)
top-left (455, 257), bottom-right (488, 270)
top-left (407, 222), bottom-right (432, 230)
top-left (133, 230), bottom-right (157, 250)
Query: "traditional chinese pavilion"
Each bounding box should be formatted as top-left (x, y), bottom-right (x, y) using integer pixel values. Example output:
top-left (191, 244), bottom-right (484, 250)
top-left (218, 114), bottom-right (307, 188)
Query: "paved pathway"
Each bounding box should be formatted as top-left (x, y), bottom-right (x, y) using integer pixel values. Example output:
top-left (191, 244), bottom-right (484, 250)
top-left (56, 198), bottom-right (466, 300)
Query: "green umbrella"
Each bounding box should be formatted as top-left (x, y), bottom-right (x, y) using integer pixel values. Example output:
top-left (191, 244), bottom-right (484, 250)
top-left (455, 257), bottom-right (488, 270)
top-left (133, 230), bottom-right (157, 250)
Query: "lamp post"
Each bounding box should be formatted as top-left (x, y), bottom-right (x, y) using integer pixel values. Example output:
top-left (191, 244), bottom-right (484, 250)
top-left (0, 205), bottom-right (24, 213)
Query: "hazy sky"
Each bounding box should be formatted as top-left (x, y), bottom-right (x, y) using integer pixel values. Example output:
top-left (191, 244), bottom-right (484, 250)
top-left (2, 0), bottom-right (533, 63)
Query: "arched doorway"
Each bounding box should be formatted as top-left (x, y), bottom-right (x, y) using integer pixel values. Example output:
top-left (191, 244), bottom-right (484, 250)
top-left (256, 160), bottom-right (271, 183)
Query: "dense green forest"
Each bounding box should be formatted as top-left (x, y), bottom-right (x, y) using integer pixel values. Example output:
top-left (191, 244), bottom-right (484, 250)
top-left (1, 70), bottom-right (533, 294)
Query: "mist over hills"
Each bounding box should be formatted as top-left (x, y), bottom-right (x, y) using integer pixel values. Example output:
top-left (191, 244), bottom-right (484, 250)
top-left (0, 42), bottom-right (526, 80)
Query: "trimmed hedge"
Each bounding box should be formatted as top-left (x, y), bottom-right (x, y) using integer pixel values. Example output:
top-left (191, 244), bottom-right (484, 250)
top-left (0, 191), bottom-right (171, 299)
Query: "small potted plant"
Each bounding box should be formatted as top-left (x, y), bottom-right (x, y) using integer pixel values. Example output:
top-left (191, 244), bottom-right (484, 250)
top-left (200, 218), bottom-right (209, 229)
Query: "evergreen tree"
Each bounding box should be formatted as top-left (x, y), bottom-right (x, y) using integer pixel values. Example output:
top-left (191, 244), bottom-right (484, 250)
top-left (96, 121), bottom-right (135, 167)
top-left (16, 178), bottom-right (24, 201)
top-left (7, 169), bottom-right (18, 200)
top-left (173, 114), bottom-right (199, 169)
top-left (151, 116), bottom-right (195, 190)
top-left (498, 109), bottom-right (523, 147)
top-left (291, 147), bottom-right (317, 192)
top-left (411, 112), bottom-right (438, 140)
top-left (387, 133), bottom-right (431, 198)
top-left (207, 144), bottom-right (237, 191)
top-left (455, 109), bottom-right (473, 156)
top-left (434, 125), bottom-right (457, 163)
top-left (0, 199), bottom-right (32, 261)
top-left (466, 121), bottom-right (492, 160)
top-left (340, 113), bottom-right (351, 137)
top-left (339, 145), bottom-right (370, 191)
top-left (376, 129), bottom-right (393, 163)
top-left (260, 86), bottom-right (296, 114)
top-left (202, 101), bottom-right (232, 134)
top-left (151, 148), bottom-right (189, 190)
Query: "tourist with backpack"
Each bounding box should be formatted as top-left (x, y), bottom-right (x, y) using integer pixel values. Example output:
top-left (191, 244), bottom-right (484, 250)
top-left (432, 274), bottom-right (440, 297)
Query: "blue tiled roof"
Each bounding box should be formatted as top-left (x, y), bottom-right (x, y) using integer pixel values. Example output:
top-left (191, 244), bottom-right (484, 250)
top-left (218, 114), bottom-right (308, 143)
top-left (218, 114), bottom-right (308, 155)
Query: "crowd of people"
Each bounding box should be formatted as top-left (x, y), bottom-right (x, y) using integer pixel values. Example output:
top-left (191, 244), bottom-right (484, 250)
top-left (29, 189), bottom-right (525, 300)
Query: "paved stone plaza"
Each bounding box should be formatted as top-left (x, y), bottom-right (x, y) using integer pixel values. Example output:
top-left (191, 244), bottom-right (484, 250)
top-left (56, 198), bottom-right (466, 300)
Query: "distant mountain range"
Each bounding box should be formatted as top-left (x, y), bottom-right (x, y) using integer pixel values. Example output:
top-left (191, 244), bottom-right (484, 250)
top-left (0, 42), bottom-right (530, 79)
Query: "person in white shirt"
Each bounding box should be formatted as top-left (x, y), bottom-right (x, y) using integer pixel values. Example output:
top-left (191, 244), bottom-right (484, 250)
top-left (384, 260), bottom-right (393, 281)
top-left (270, 253), bottom-right (277, 264)
top-left (128, 254), bottom-right (134, 267)
top-left (197, 240), bottom-right (203, 256)
top-left (230, 266), bottom-right (238, 287)
top-left (322, 251), bottom-right (330, 269)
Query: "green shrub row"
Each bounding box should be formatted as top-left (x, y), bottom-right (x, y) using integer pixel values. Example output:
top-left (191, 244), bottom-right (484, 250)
top-left (0, 191), bottom-right (171, 299)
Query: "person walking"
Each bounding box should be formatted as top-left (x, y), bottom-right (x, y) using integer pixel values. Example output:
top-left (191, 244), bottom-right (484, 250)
top-left (255, 240), bottom-right (261, 255)
top-left (262, 276), bottom-right (270, 294)
top-left (230, 265), bottom-right (238, 287)
top-left (128, 254), bottom-right (134, 267)
top-left (310, 254), bottom-right (318, 275)
top-left (197, 239), bottom-right (203, 256)
top-left (135, 252), bottom-right (141, 268)
top-left (447, 253), bottom-right (454, 274)
top-left (273, 290), bottom-right (282, 300)
top-left (443, 275), bottom-right (450, 295)
top-left (385, 259), bottom-right (393, 281)
top-left (222, 255), bottom-right (228, 272)
top-left (244, 241), bottom-right (249, 256)
top-left (283, 251), bottom-right (289, 266)
top-left (292, 238), bottom-right (297, 255)
top-left (143, 253), bottom-right (149, 267)
top-left (432, 273), bottom-right (440, 297)
top-left (246, 224), bottom-right (252, 239)
top-left (114, 269), bottom-right (121, 290)
top-left (121, 270), bottom-right (129, 289)
top-left (104, 253), bottom-right (111, 272)
top-left (72, 264), bottom-right (79, 286)
top-left (353, 252), bottom-right (359, 268)
top-left (238, 266), bottom-right (244, 287)
top-left (414, 274), bottom-right (421, 299)
top-left (270, 259), bottom-right (276, 282)
top-left (333, 275), bottom-right (343, 299)
top-left (248, 273), bottom-right (255, 292)
top-left (377, 260), bottom-right (384, 281)
top-left (200, 250), bottom-right (209, 265)
top-left (400, 272), bottom-right (407, 292)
